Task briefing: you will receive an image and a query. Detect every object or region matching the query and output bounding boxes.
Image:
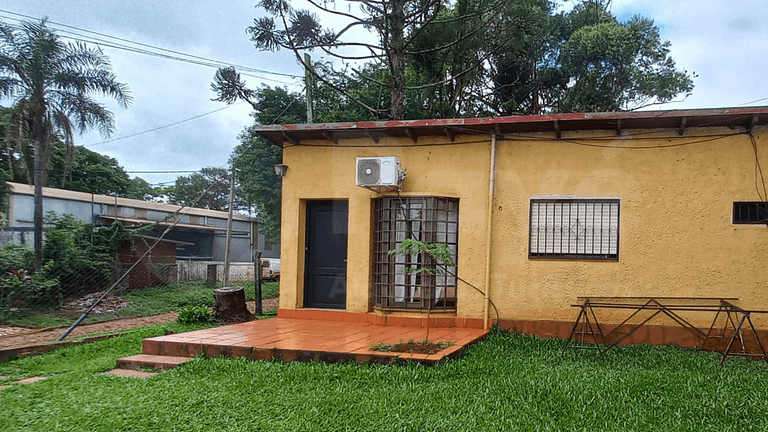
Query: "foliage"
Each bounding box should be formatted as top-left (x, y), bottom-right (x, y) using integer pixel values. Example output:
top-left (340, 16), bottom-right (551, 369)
top-left (234, 0), bottom-right (512, 119)
top-left (0, 18), bottom-right (131, 269)
top-left (125, 177), bottom-right (158, 200)
top-left (217, 1), bottom-right (692, 121)
top-left (492, 0), bottom-right (694, 114)
top-left (177, 304), bottom-right (212, 324)
top-left (0, 214), bottom-right (144, 317)
top-left (231, 86), bottom-right (306, 244)
top-left (0, 262), bottom-right (59, 320)
top-left (2, 329), bottom-right (768, 431)
top-left (388, 238), bottom-right (456, 274)
top-left (0, 112), bottom-right (152, 199)
top-left (167, 166), bottom-right (244, 211)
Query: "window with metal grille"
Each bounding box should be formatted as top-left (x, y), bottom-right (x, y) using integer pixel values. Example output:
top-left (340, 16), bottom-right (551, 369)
top-left (733, 202), bottom-right (768, 224)
top-left (373, 196), bottom-right (458, 311)
top-left (529, 198), bottom-right (620, 260)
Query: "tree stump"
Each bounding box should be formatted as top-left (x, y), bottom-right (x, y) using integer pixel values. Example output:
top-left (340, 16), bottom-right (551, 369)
top-left (214, 286), bottom-right (253, 323)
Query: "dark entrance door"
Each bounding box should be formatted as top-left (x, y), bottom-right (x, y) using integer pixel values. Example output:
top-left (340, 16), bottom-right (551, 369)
top-left (304, 200), bottom-right (348, 309)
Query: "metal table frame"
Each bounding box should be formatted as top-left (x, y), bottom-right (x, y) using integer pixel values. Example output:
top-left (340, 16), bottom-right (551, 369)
top-left (562, 296), bottom-right (768, 364)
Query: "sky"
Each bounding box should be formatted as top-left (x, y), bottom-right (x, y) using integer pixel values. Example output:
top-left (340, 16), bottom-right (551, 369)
top-left (2, 0), bottom-right (767, 186)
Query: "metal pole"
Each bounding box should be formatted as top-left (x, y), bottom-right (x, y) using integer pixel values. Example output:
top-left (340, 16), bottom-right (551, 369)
top-left (223, 168), bottom-right (236, 287)
top-left (483, 134), bottom-right (497, 329)
top-left (255, 250), bottom-right (263, 315)
top-left (305, 52), bottom-right (313, 123)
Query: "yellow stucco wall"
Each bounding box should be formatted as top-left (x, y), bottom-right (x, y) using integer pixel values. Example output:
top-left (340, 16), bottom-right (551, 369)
top-left (279, 126), bottom-right (768, 328)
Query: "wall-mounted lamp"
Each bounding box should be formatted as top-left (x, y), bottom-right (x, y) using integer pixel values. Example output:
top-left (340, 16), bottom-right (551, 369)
top-left (273, 163), bottom-right (288, 179)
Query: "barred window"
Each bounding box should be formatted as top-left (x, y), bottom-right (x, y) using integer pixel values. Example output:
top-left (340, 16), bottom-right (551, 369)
top-left (529, 198), bottom-right (620, 260)
top-left (373, 196), bottom-right (458, 311)
top-left (733, 202), bottom-right (768, 224)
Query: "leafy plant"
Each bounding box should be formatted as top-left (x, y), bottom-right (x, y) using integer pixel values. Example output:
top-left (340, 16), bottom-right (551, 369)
top-left (388, 238), bottom-right (456, 341)
top-left (176, 305), bottom-right (212, 324)
top-left (388, 238), bottom-right (456, 274)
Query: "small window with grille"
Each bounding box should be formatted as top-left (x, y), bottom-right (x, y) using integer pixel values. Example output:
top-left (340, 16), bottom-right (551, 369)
top-left (373, 196), bottom-right (458, 311)
top-left (529, 198), bottom-right (620, 260)
top-left (733, 202), bottom-right (768, 224)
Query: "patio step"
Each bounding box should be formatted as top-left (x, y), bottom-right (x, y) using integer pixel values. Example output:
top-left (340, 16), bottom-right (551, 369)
top-left (116, 354), bottom-right (194, 371)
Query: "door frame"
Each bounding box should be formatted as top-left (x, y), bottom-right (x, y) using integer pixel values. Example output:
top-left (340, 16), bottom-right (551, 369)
top-left (302, 199), bottom-right (349, 309)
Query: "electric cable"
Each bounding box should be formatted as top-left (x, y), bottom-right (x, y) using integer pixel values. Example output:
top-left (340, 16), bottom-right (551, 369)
top-left (84, 102), bottom-right (243, 148)
top-left (0, 10), bottom-right (302, 80)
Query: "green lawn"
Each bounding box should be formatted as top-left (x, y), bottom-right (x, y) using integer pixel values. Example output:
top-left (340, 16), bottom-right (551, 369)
top-left (1, 328), bottom-right (767, 431)
top-left (4, 280), bottom-right (279, 328)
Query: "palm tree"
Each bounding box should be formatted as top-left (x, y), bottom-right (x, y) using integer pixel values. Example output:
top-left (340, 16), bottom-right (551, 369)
top-left (0, 19), bottom-right (131, 270)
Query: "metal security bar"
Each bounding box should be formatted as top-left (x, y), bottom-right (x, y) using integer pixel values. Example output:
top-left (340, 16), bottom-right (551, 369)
top-left (529, 199), bottom-right (619, 260)
top-left (733, 201), bottom-right (768, 224)
top-left (373, 196), bottom-right (458, 311)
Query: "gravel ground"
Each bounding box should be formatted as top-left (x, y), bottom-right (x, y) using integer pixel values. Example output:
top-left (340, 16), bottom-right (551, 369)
top-left (0, 298), bottom-right (279, 350)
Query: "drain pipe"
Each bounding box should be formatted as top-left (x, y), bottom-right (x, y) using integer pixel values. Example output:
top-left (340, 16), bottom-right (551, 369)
top-left (483, 134), bottom-right (498, 330)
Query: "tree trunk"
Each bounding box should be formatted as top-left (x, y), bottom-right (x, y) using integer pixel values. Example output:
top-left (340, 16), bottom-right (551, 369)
top-left (214, 286), bottom-right (253, 323)
top-left (389, 0), bottom-right (406, 120)
top-left (32, 106), bottom-right (46, 272)
top-left (32, 127), bottom-right (45, 272)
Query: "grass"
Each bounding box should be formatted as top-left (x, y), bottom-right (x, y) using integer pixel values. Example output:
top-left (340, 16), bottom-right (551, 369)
top-left (2, 328), bottom-right (767, 431)
top-left (3, 280), bottom-right (279, 328)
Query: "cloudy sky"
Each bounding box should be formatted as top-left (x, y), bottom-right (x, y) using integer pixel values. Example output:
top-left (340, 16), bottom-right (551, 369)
top-left (2, 1), bottom-right (767, 186)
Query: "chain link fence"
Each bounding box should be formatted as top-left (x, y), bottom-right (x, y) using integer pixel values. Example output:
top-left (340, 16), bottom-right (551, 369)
top-left (0, 246), bottom-right (265, 325)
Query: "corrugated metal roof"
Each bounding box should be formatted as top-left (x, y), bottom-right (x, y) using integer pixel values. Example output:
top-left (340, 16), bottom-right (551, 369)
top-left (251, 106), bottom-right (768, 146)
top-left (9, 182), bottom-right (256, 223)
top-left (97, 215), bottom-right (232, 232)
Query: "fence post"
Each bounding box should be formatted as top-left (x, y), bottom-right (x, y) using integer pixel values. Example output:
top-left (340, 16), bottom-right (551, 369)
top-left (207, 264), bottom-right (217, 288)
top-left (255, 250), bottom-right (263, 316)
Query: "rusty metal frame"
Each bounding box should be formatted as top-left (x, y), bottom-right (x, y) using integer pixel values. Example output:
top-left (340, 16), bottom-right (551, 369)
top-left (563, 296), bottom-right (768, 364)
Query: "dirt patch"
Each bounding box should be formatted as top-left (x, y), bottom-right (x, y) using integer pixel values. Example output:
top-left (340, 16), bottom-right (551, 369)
top-left (247, 298), bottom-right (279, 314)
top-left (63, 292), bottom-right (132, 317)
top-left (0, 297), bottom-right (279, 351)
top-left (0, 313), bottom-right (177, 350)
top-left (372, 340), bottom-right (454, 355)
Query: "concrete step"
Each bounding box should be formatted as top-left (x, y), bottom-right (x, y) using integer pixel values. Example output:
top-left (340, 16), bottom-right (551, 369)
top-left (104, 369), bottom-right (157, 378)
top-left (116, 354), bottom-right (194, 371)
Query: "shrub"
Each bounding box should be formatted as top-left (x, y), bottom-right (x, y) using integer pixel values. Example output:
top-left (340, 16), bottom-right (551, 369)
top-left (177, 305), bottom-right (211, 324)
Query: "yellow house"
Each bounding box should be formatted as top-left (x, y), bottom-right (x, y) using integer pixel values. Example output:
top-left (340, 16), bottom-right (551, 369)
top-left (253, 107), bottom-right (768, 346)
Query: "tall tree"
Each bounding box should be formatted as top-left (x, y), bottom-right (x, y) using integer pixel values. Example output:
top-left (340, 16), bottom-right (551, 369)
top-left (490, 1), bottom-right (694, 114)
top-left (230, 0), bottom-right (509, 120)
top-left (0, 19), bottom-right (131, 270)
top-left (125, 177), bottom-right (157, 201)
top-left (168, 166), bottom-right (244, 211)
top-left (47, 143), bottom-right (131, 195)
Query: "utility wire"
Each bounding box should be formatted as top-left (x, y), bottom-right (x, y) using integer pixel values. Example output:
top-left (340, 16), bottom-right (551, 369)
top-left (84, 103), bottom-right (242, 148)
top-left (740, 96), bottom-right (768, 106)
top-left (1, 19), bottom-right (298, 86)
top-left (0, 9), bottom-right (302, 80)
top-left (126, 170), bottom-right (199, 174)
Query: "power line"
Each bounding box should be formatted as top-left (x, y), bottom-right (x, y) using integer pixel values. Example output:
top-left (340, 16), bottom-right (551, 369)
top-left (84, 102), bottom-right (242, 148)
top-left (0, 18), bottom-right (298, 86)
top-left (740, 96), bottom-right (768, 106)
top-left (0, 10), bottom-right (303, 84)
top-left (126, 170), bottom-right (199, 174)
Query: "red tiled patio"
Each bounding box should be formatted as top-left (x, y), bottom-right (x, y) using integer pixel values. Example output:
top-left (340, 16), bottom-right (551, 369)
top-left (118, 315), bottom-right (489, 370)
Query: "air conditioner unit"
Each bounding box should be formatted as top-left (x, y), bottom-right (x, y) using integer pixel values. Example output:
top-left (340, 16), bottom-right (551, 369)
top-left (356, 157), bottom-right (405, 188)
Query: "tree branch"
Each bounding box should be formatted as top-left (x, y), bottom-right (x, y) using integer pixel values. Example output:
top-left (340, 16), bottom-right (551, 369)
top-left (278, 9), bottom-right (384, 117)
top-left (303, 0), bottom-right (369, 22)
